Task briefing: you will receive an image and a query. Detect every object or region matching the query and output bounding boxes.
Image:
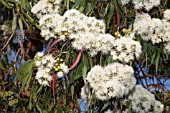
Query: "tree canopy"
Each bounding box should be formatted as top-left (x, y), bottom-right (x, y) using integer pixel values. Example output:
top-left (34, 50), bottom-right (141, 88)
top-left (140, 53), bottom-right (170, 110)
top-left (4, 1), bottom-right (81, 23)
top-left (0, 0), bottom-right (170, 112)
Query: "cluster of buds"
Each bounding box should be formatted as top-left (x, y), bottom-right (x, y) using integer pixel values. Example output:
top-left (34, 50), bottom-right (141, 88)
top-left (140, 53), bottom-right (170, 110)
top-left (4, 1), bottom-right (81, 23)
top-left (122, 28), bottom-right (131, 37)
top-left (53, 58), bottom-right (63, 71)
top-left (114, 31), bottom-right (122, 38)
top-left (114, 28), bottom-right (132, 38)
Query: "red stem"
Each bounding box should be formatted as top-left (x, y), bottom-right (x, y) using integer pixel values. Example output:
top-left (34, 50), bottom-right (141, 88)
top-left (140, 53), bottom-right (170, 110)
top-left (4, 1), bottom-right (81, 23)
top-left (114, 1), bottom-right (120, 30)
top-left (51, 74), bottom-right (57, 104)
top-left (47, 38), bottom-right (61, 52)
top-left (69, 49), bottom-right (83, 70)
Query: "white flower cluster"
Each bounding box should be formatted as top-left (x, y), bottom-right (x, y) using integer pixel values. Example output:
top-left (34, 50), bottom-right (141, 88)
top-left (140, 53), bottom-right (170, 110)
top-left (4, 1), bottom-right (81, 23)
top-left (111, 36), bottom-right (142, 63)
top-left (133, 12), bottom-right (169, 44)
top-left (71, 33), bottom-right (116, 57)
top-left (84, 63), bottom-right (136, 101)
top-left (37, 9), bottom-right (105, 41)
top-left (31, 0), bottom-right (62, 19)
top-left (120, 0), bottom-right (160, 11)
top-left (36, 8), bottom-right (120, 57)
top-left (133, 10), bottom-right (170, 54)
top-left (163, 9), bottom-right (170, 54)
top-left (34, 52), bottom-right (69, 86)
top-left (34, 52), bottom-right (55, 86)
top-left (32, 3), bottom-right (142, 58)
top-left (132, 0), bottom-right (160, 11)
top-left (124, 85), bottom-right (164, 113)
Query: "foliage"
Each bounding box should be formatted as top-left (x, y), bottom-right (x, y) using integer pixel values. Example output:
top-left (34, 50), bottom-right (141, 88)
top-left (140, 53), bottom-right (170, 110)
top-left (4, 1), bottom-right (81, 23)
top-left (0, 0), bottom-right (170, 112)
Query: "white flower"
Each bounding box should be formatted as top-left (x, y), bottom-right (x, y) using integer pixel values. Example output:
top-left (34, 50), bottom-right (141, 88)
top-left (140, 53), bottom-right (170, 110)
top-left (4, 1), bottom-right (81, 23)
top-left (60, 63), bottom-right (69, 73)
top-left (110, 37), bottom-right (142, 63)
top-left (133, 13), bottom-right (152, 41)
top-left (164, 42), bottom-right (170, 54)
top-left (37, 52), bottom-right (44, 57)
top-left (153, 100), bottom-right (164, 113)
top-left (31, 0), bottom-right (62, 18)
top-left (36, 70), bottom-right (44, 79)
top-left (60, 35), bottom-right (66, 40)
top-left (34, 60), bottom-right (41, 67)
top-left (163, 9), bottom-right (170, 20)
top-left (120, 0), bottom-right (130, 5)
top-left (57, 71), bottom-right (64, 78)
top-left (35, 67), bottom-right (52, 86)
top-left (41, 58), bottom-right (47, 64)
top-left (45, 67), bottom-right (51, 73)
top-left (41, 80), bottom-right (49, 86)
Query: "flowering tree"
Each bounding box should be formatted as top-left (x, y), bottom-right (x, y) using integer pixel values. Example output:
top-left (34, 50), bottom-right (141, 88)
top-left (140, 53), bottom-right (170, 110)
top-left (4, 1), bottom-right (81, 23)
top-left (0, 0), bottom-right (170, 112)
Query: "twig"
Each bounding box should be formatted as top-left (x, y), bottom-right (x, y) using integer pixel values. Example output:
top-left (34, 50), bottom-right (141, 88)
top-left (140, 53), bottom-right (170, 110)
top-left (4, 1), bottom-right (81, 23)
top-left (122, 6), bottom-right (128, 28)
top-left (1, 32), bottom-right (15, 50)
top-left (114, 98), bottom-right (118, 113)
top-left (14, 47), bottom-right (21, 72)
top-left (114, 0), bottom-right (120, 30)
top-left (17, 36), bottom-right (25, 58)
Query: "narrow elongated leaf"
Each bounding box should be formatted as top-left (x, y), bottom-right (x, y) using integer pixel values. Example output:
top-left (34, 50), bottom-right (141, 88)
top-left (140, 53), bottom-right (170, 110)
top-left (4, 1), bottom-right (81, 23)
top-left (24, 13), bottom-right (41, 29)
top-left (79, 0), bottom-right (86, 13)
top-left (82, 65), bottom-right (87, 84)
top-left (12, 14), bottom-right (17, 32)
top-left (0, 60), bottom-right (5, 71)
top-left (19, 17), bottom-right (25, 38)
top-left (72, 0), bottom-right (81, 9)
top-left (106, 1), bottom-right (114, 28)
top-left (15, 60), bottom-right (34, 93)
top-left (36, 104), bottom-right (43, 113)
top-left (20, 0), bottom-right (27, 9)
top-left (85, 3), bottom-right (92, 15)
top-left (36, 85), bottom-right (43, 95)
top-left (0, 0), bottom-right (12, 9)
top-left (71, 85), bottom-right (74, 99)
top-left (156, 53), bottom-right (160, 73)
top-left (151, 52), bottom-right (156, 64)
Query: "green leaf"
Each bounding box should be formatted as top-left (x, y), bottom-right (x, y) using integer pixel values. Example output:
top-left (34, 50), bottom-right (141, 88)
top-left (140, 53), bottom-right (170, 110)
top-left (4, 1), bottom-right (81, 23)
top-left (72, 0), bottom-right (81, 9)
top-left (106, 1), bottom-right (114, 28)
top-left (82, 65), bottom-right (87, 84)
top-left (103, 4), bottom-right (109, 17)
top-left (24, 13), bottom-right (41, 29)
top-left (36, 104), bottom-right (43, 113)
top-left (90, 0), bottom-right (98, 14)
top-left (15, 60), bottom-right (34, 93)
top-left (71, 85), bottom-right (74, 99)
top-left (20, 0), bottom-right (27, 9)
top-left (0, 59), bottom-right (5, 71)
top-left (151, 52), bottom-right (156, 64)
top-left (29, 101), bottom-right (32, 110)
top-left (36, 85), bottom-right (43, 95)
top-left (12, 14), bottom-right (17, 32)
top-left (19, 17), bottom-right (25, 38)
top-left (156, 53), bottom-right (160, 73)
top-left (0, 0), bottom-right (12, 9)
top-left (85, 3), bottom-right (92, 15)
top-left (101, 102), bottom-right (109, 111)
top-left (79, 0), bottom-right (86, 13)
